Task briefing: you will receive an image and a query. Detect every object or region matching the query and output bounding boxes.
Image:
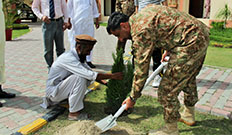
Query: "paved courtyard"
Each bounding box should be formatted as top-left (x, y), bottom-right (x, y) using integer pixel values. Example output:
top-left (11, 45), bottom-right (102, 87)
top-left (0, 22), bottom-right (231, 135)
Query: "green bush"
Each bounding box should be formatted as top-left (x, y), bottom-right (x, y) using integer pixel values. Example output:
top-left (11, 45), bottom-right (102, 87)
top-left (209, 28), bottom-right (232, 48)
top-left (211, 21), bottom-right (224, 29)
top-left (12, 23), bottom-right (29, 30)
top-left (105, 49), bottom-right (134, 113)
top-left (210, 35), bottom-right (232, 43)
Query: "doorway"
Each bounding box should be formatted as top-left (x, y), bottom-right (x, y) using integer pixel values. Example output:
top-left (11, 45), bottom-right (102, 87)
top-left (104, 0), bottom-right (116, 16)
top-left (189, 0), bottom-right (204, 18)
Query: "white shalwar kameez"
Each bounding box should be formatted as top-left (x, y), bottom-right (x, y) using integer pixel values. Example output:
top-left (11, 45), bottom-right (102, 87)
top-left (67, 0), bottom-right (100, 62)
top-left (41, 48), bottom-right (98, 113)
top-left (0, 0), bottom-right (6, 85)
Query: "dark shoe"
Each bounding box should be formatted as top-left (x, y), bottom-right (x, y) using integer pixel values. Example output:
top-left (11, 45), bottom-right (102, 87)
top-left (0, 91), bottom-right (16, 98)
top-left (0, 102), bottom-right (2, 107)
top-left (87, 62), bottom-right (96, 68)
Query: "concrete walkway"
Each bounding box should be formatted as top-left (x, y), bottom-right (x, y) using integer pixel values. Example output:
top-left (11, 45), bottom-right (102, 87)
top-left (0, 22), bottom-right (231, 134)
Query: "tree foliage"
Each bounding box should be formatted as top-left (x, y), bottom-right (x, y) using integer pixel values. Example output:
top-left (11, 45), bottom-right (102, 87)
top-left (105, 49), bottom-right (134, 112)
top-left (216, 4), bottom-right (232, 28)
top-left (2, 0), bottom-right (24, 29)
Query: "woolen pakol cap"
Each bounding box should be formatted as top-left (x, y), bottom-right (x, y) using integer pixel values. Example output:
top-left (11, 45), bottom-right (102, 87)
top-left (75, 34), bottom-right (97, 46)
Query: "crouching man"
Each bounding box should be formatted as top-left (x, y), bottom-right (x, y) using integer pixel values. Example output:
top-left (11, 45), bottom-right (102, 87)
top-left (41, 34), bottom-right (123, 120)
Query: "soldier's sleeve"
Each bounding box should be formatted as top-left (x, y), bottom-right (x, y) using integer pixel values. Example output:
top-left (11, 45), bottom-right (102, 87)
top-left (130, 32), bottom-right (154, 100)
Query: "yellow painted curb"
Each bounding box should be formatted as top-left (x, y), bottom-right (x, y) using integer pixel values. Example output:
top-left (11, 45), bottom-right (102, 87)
top-left (17, 118), bottom-right (47, 135)
top-left (88, 81), bottom-right (100, 90)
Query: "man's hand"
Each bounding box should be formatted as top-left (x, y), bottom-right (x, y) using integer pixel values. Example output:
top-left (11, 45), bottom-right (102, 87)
top-left (67, 19), bottom-right (72, 29)
top-left (95, 22), bottom-right (99, 29)
top-left (42, 16), bottom-right (50, 24)
top-left (161, 51), bottom-right (170, 62)
top-left (111, 72), bottom-right (123, 80)
top-left (63, 23), bottom-right (67, 31)
top-left (122, 97), bottom-right (135, 110)
top-left (95, 18), bottom-right (100, 29)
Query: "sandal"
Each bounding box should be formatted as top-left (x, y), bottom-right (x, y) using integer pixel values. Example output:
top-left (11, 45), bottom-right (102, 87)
top-left (68, 113), bottom-right (90, 121)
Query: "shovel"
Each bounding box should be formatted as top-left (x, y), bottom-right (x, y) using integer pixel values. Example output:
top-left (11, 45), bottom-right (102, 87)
top-left (144, 61), bottom-right (168, 87)
top-left (95, 61), bottom-right (168, 132)
top-left (95, 104), bottom-right (127, 132)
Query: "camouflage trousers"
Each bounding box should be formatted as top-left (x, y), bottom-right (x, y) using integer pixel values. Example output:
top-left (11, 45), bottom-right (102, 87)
top-left (158, 34), bottom-right (209, 123)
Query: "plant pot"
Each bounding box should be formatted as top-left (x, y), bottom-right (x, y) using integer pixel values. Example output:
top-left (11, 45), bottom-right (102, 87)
top-left (5, 28), bottom-right (13, 41)
top-left (15, 19), bottom-right (21, 24)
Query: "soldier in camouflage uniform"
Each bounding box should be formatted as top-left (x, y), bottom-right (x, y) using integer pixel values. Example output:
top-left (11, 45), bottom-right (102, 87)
top-left (107, 4), bottom-right (209, 135)
top-left (115, 0), bottom-right (135, 51)
top-left (115, 0), bottom-right (135, 17)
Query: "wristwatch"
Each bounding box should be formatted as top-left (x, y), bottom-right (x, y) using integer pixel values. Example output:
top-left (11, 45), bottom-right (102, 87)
top-left (129, 96), bottom-right (136, 102)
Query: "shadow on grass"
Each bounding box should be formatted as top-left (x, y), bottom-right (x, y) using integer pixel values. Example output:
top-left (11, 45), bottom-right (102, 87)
top-left (83, 100), bottom-right (163, 124)
top-left (179, 117), bottom-right (232, 135)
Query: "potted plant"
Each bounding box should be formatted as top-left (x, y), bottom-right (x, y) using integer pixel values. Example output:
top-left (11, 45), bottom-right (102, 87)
top-left (2, 0), bottom-right (23, 41)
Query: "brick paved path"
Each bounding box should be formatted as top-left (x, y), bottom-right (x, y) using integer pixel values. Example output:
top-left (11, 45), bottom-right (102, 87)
top-left (0, 22), bottom-right (231, 134)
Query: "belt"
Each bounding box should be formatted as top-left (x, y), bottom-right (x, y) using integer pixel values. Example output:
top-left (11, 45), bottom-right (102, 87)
top-left (49, 17), bottom-right (62, 22)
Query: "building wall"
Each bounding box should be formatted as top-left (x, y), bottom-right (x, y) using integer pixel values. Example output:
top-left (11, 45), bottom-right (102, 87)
top-left (179, 0), bottom-right (189, 13)
top-left (100, 0), bottom-right (232, 27)
top-left (210, 0), bottom-right (232, 20)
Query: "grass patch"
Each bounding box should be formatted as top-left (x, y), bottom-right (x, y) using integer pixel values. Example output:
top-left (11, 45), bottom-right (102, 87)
top-left (204, 46), bottom-right (232, 68)
top-left (99, 22), bottom-right (107, 27)
top-left (12, 29), bottom-right (30, 39)
top-left (34, 86), bottom-right (232, 135)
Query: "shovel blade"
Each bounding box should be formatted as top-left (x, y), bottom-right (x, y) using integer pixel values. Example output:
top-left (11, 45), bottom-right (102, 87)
top-left (95, 115), bottom-right (117, 132)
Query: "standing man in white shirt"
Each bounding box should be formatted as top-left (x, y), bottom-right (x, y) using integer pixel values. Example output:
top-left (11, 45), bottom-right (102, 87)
top-left (32, 0), bottom-right (69, 70)
top-left (67, 0), bottom-right (100, 68)
top-left (42, 35), bottom-right (123, 120)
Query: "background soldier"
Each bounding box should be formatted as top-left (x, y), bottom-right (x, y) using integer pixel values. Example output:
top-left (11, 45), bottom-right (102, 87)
top-left (115, 0), bottom-right (136, 51)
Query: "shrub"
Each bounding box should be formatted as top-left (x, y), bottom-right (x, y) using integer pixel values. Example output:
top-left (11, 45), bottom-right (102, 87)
top-left (105, 49), bottom-right (134, 114)
top-left (210, 35), bottom-right (232, 43)
top-left (209, 28), bottom-right (232, 48)
top-left (12, 23), bottom-right (29, 30)
top-left (215, 4), bottom-right (232, 28)
top-left (211, 21), bottom-right (224, 29)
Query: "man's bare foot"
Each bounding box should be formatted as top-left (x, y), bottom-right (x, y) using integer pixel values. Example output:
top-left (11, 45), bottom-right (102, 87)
top-left (68, 111), bottom-right (89, 121)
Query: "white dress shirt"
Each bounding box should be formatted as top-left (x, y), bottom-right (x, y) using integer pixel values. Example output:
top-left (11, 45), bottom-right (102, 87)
top-left (32, 0), bottom-right (68, 22)
top-left (134, 0), bottom-right (165, 11)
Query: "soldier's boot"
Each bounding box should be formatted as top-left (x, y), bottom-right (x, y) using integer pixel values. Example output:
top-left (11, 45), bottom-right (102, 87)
top-left (179, 106), bottom-right (195, 126)
top-left (148, 122), bottom-right (179, 135)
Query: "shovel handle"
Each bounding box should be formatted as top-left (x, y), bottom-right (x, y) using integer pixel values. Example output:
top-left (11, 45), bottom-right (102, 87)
top-left (114, 104), bottom-right (127, 118)
top-left (144, 62), bottom-right (167, 88)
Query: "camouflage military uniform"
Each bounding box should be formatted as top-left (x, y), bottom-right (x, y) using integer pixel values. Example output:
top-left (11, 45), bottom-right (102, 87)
top-left (115, 0), bottom-right (135, 17)
top-left (115, 0), bottom-right (135, 53)
top-left (129, 5), bottom-right (209, 123)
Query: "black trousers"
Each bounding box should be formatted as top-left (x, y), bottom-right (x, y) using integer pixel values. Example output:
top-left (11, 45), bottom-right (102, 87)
top-left (152, 48), bottom-right (162, 71)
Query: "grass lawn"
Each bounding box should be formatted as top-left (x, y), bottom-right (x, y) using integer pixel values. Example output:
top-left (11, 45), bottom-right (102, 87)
top-left (204, 46), bottom-right (232, 68)
top-left (12, 29), bottom-right (30, 39)
top-left (34, 86), bottom-right (232, 135)
top-left (99, 22), bottom-right (108, 27)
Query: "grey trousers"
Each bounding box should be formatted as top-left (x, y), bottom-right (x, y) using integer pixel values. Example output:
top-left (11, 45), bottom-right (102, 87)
top-left (42, 19), bottom-right (65, 68)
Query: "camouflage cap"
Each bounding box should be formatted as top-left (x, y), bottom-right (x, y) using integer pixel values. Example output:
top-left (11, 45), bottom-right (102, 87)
top-left (75, 34), bottom-right (97, 46)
